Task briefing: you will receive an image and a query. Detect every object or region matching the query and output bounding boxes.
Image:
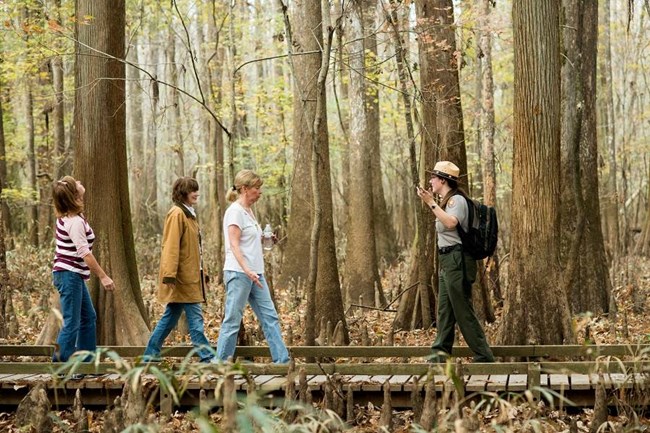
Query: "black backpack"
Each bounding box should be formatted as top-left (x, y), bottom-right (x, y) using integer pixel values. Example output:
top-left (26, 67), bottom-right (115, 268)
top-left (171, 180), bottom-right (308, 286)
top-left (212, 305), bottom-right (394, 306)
top-left (456, 197), bottom-right (498, 260)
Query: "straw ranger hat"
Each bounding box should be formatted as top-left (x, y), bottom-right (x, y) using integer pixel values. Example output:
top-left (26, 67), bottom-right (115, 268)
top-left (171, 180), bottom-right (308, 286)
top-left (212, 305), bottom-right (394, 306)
top-left (427, 161), bottom-right (460, 182)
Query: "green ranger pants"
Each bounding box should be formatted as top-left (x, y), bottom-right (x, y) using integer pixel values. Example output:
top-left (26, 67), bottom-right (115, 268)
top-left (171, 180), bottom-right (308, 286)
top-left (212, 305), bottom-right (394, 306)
top-left (431, 246), bottom-right (494, 362)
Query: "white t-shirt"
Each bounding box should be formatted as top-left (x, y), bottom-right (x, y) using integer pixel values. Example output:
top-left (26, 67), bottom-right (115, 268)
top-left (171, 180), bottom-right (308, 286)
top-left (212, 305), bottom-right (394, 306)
top-left (223, 202), bottom-right (264, 274)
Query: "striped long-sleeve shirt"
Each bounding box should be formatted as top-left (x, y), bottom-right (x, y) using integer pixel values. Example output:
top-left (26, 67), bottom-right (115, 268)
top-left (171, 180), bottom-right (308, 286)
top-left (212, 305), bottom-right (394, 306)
top-left (52, 215), bottom-right (95, 279)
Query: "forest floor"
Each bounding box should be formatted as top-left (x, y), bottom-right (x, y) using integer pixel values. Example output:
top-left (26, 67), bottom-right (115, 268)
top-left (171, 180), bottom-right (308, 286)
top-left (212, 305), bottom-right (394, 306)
top-left (1, 248), bottom-right (649, 432)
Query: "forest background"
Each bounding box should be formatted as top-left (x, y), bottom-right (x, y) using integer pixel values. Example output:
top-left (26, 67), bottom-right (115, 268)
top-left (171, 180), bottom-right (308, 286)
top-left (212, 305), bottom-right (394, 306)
top-left (0, 0), bottom-right (649, 353)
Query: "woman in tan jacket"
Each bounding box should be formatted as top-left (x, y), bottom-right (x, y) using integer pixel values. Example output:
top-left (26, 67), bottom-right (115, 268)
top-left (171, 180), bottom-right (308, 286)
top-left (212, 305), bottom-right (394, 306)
top-left (143, 177), bottom-right (216, 363)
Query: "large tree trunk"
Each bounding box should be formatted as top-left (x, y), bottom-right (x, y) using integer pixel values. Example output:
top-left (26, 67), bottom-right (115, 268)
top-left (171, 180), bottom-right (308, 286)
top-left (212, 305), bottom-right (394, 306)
top-left (343, 0), bottom-right (383, 307)
top-left (73, 0), bottom-right (149, 345)
top-left (432, 0), bottom-right (467, 174)
top-left (572, 0), bottom-right (609, 313)
top-left (282, 0), bottom-right (348, 343)
top-left (498, 0), bottom-right (574, 345)
top-left (394, 0), bottom-right (439, 330)
top-left (478, 0), bottom-right (502, 306)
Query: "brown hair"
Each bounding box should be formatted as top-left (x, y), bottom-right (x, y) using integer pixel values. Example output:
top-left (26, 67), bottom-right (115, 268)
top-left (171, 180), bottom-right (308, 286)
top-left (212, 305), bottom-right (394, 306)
top-left (52, 175), bottom-right (83, 217)
top-left (172, 177), bottom-right (199, 206)
top-left (437, 177), bottom-right (469, 209)
top-left (226, 169), bottom-right (264, 202)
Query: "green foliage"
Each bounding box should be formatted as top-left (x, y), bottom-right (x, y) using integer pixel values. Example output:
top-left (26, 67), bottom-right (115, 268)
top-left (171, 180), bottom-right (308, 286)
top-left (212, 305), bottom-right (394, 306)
top-left (52, 349), bottom-right (346, 432)
top-left (0, 187), bottom-right (39, 205)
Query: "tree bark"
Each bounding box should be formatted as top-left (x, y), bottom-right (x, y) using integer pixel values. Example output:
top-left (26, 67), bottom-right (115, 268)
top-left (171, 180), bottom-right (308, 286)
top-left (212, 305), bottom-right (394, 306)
top-left (0, 71), bottom-right (11, 235)
top-left (499, 0), bottom-right (574, 345)
top-left (126, 33), bottom-right (144, 235)
top-left (0, 89), bottom-right (7, 339)
top-left (635, 163), bottom-right (650, 256)
top-left (72, 0), bottom-right (150, 344)
top-left (599, 0), bottom-right (620, 258)
top-left (366, 2), bottom-right (398, 267)
top-left (282, 0), bottom-right (348, 343)
top-left (206, 3), bottom-right (226, 282)
top-left (25, 85), bottom-right (39, 247)
top-left (431, 0), bottom-right (468, 176)
top-left (141, 26), bottom-right (161, 238)
top-left (343, 0), bottom-right (383, 307)
top-left (394, 0), bottom-right (439, 330)
top-left (478, 0), bottom-right (502, 305)
top-left (560, 0), bottom-right (610, 314)
top-left (50, 0), bottom-right (69, 179)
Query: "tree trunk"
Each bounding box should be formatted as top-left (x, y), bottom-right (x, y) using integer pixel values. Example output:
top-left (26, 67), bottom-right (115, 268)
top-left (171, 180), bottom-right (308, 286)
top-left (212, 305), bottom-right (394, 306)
top-left (343, 0), bottom-right (383, 307)
top-left (206, 4), bottom-right (226, 282)
top-left (25, 85), bottom-right (39, 247)
top-left (366, 2), bottom-right (398, 267)
top-left (50, 0), bottom-right (69, 179)
top-left (393, 0), bottom-right (439, 330)
top-left (72, 0), bottom-right (149, 345)
top-left (0, 92), bottom-right (7, 339)
top-left (167, 29), bottom-right (185, 178)
top-left (635, 163), bottom-right (650, 256)
top-left (431, 0), bottom-right (467, 176)
top-left (126, 34), bottom-right (144, 234)
top-left (599, 0), bottom-right (620, 258)
top-left (0, 72), bottom-right (11, 235)
top-left (560, 0), bottom-right (610, 314)
top-left (282, 0), bottom-right (348, 343)
top-left (478, 0), bottom-right (502, 305)
top-left (499, 0), bottom-right (574, 345)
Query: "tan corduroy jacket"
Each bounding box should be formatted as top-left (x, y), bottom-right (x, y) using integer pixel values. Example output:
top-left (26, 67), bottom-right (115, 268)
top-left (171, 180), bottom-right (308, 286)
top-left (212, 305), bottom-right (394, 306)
top-left (157, 205), bottom-right (206, 304)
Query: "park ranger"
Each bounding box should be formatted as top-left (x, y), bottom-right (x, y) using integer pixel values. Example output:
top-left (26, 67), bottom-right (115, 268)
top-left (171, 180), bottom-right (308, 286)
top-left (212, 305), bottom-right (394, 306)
top-left (416, 161), bottom-right (494, 363)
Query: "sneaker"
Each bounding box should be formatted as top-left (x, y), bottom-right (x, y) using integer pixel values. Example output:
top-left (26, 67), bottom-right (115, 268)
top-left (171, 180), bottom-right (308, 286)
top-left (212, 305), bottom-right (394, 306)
top-left (141, 355), bottom-right (161, 363)
top-left (208, 357), bottom-right (222, 364)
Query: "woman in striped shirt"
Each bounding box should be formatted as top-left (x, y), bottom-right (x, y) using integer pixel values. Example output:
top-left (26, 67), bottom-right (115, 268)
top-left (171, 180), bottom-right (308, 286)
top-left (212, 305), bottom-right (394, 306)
top-left (52, 176), bottom-right (114, 362)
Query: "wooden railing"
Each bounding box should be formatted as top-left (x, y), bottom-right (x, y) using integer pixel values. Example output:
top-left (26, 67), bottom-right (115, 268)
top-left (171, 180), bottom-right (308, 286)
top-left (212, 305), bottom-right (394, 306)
top-left (1, 344), bottom-right (649, 358)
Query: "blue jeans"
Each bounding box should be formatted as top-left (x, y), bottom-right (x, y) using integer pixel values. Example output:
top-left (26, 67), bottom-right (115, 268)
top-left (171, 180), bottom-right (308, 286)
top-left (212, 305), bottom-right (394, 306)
top-left (216, 271), bottom-right (290, 363)
top-left (52, 271), bottom-right (97, 362)
top-left (144, 303), bottom-right (214, 362)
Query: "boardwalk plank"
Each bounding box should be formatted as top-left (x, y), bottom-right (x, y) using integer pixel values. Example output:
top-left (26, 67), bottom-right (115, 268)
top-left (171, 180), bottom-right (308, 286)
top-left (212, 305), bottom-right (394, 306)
top-left (245, 375), bottom-right (276, 391)
top-left (549, 374), bottom-right (570, 392)
top-left (569, 374), bottom-right (591, 390)
top-left (609, 373), bottom-right (632, 389)
top-left (347, 375), bottom-right (374, 392)
top-left (363, 375), bottom-right (392, 391)
top-left (387, 375), bottom-right (413, 392)
top-left (540, 374), bottom-right (549, 388)
top-left (486, 375), bottom-right (508, 392)
top-left (1, 374), bottom-right (40, 388)
top-left (466, 375), bottom-right (489, 392)
top-left (258, 376), bottom-right (287, 392)
top-left (307, 375), bottom-right (329, 391)
top-left (507, 374), bottom-right (528, 392)
top-left (402, 375), bottom-right (425, 392)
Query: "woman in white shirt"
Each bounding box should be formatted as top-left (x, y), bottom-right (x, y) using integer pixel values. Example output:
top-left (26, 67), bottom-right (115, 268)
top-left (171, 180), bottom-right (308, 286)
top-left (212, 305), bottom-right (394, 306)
top-left (215, 169), bottom-right (290, 363)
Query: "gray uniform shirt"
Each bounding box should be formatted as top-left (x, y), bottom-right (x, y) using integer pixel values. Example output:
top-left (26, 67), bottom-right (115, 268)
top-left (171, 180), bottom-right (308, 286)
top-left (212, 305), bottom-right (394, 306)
top-left (435, 194), bottom-right (468, 247)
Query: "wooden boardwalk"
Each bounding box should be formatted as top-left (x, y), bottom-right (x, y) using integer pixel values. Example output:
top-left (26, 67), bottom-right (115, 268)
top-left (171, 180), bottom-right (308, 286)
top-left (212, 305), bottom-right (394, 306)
top-left (0, 344), bottom-right (648, 410)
